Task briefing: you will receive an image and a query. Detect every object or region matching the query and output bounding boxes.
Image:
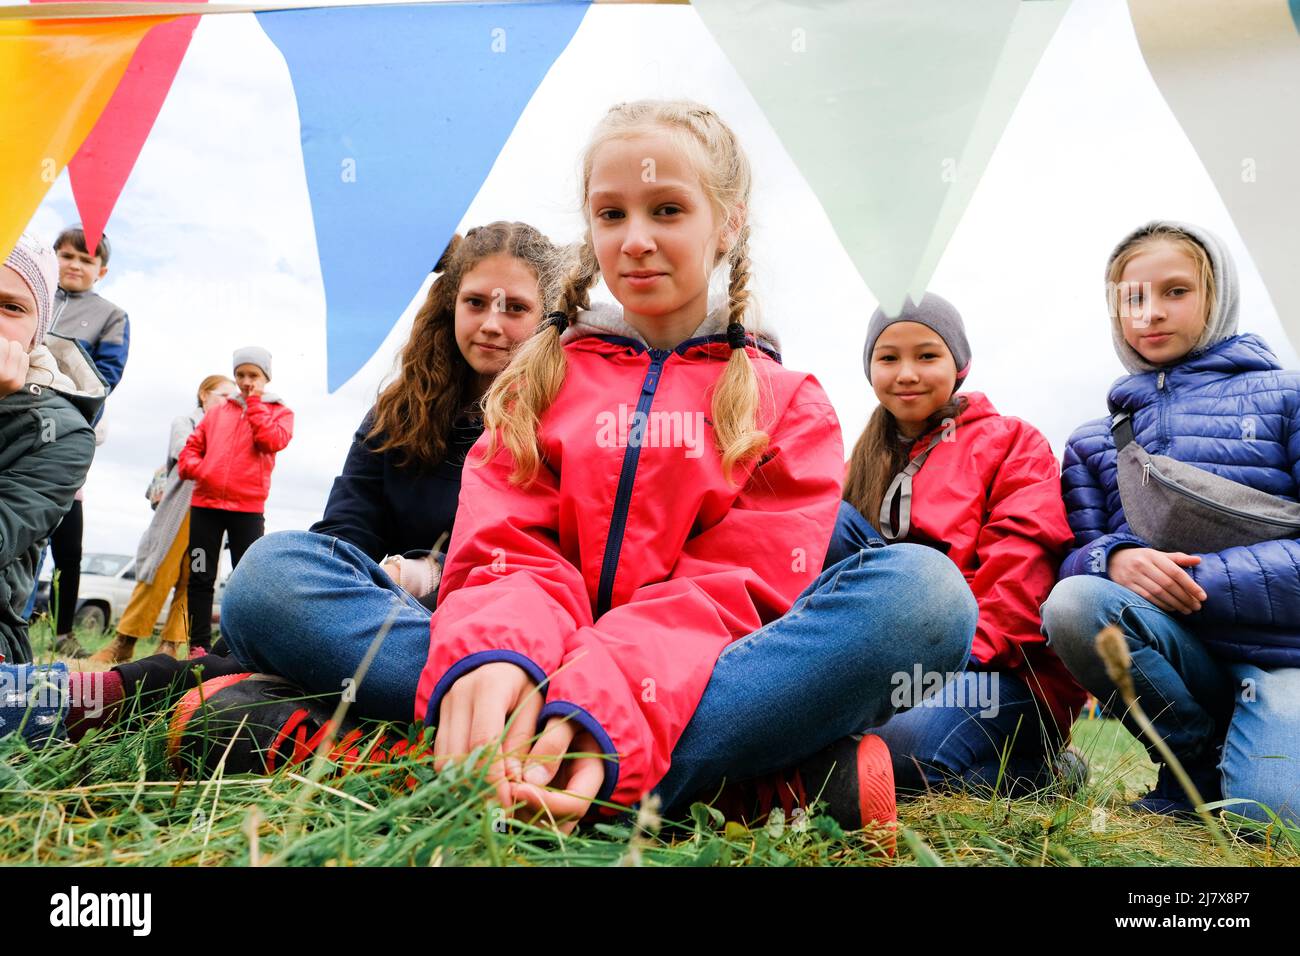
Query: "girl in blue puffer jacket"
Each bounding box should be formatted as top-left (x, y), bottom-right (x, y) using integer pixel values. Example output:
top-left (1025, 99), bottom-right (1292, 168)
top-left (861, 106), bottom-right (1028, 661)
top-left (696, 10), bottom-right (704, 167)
top-left (1042, 220), bottom-right (1299, 825)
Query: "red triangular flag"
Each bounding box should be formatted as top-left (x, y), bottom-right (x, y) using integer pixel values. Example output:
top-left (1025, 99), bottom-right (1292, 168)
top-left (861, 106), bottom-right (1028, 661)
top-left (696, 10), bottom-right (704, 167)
top-left (33, 0), bottom-right (208, 252)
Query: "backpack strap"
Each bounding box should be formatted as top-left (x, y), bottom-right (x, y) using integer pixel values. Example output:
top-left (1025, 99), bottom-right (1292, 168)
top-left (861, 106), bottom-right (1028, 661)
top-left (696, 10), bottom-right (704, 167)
top-left (879, 430), bottom-right (948, 542)
top-left (1111, 412), bottom-right (1136, 451)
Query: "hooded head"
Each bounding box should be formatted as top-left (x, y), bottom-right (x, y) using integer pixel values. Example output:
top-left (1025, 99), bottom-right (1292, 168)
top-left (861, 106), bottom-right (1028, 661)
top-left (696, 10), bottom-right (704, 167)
top-left (1105, 220), bottom-right (1239, 374)
top-left (3, 233), bottom-right (59, 349)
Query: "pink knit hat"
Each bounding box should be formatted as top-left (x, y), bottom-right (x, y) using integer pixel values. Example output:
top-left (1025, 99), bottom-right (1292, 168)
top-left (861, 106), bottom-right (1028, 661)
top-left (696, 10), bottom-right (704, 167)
top-left (4, 233), bottom-right (59, 347)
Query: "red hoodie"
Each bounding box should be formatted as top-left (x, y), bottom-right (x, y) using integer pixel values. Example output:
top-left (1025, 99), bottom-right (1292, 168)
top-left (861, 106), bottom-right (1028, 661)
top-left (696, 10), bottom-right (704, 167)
top-left (414, 307), bottom-right (844, 808)
top-left (178, 392), bottom-right (294, 513)
top-left (889, 391), bottom-right (1084, 734)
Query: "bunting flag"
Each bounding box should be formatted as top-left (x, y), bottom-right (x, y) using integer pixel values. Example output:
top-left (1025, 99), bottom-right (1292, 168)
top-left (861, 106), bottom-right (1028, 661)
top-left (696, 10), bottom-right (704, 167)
top-left (691, 0), bottom-right (1070, 315)
top-left (257, 0), bottom-right (591, 391)
top-left (0, 13), bottom-right (172, 259)
top-left (1129, 0), bottom-right (1300, 354)
top-left (33, 0), bottom-right (208, 257)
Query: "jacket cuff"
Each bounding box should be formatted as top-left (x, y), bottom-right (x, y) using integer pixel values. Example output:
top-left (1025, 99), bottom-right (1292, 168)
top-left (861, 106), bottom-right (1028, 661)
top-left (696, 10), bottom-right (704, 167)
top-left (423, 650), bottom-right (548, 725)
top-left (537, 700), bottom-right (619, 803)
top-left (1064, 534), bottom-right (1145, 578)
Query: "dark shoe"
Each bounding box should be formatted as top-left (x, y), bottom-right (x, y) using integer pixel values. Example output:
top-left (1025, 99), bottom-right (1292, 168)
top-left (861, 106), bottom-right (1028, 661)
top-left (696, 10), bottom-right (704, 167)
top-left (167, 673), bottom-right (369, 776)
top-left (719, 734), bottom-right (897, 851)
top-left (54, 634), bottom-right (89, 659)
top-left (1132, 759), bottom-right (1223, 817)
top-left (1054, 745), bottom-right (1090, 793)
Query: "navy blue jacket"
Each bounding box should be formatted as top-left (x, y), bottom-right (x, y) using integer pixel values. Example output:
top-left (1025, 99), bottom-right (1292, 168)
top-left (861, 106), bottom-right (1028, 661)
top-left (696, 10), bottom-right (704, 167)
top-left (1060, 333), bottom-right (1300, 667)
top-left (311, 410), bottom-right (483, 562)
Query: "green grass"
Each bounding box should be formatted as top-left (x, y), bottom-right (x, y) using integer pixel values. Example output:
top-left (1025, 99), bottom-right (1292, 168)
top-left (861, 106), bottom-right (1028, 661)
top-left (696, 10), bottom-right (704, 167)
top-left (5, 620), bottom-right (1297, 867)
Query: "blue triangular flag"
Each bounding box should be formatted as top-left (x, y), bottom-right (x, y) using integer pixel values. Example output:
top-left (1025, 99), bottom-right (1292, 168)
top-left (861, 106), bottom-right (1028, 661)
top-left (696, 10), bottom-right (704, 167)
top-left (258, 1), bottom-right (590, 390)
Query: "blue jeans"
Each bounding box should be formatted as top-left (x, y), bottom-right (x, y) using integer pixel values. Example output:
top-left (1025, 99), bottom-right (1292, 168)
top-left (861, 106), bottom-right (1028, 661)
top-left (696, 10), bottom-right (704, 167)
top-left (220, 532), bottom-right (432, 723)
top-left (871, 668), bottom-right (1062, 794)
top-left (821, 501), bottom-right (1061, 794)
top-left (222, 527), bottom-right (978, 815)
top-left (1042, 574), bottom-right (1300, 824)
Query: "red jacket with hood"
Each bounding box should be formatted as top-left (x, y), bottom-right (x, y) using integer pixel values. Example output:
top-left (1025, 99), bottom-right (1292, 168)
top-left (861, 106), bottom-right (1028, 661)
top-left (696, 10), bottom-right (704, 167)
top-left (893, 391), bottom-right (1084, 734)
top-left (414, 304), bottom-right (844, 808)
top-left (178, 391), bottom-right (294, 513)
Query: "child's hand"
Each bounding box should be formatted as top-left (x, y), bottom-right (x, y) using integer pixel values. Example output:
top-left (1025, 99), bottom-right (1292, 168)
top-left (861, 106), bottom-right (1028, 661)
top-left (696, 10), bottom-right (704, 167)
top-left (0, 340), bottom-right (30, 397)
top-left (511, 724), bottom-right (606, 835)
top-left (1108, 547), bottom-right (1206, 614)
top-left (433, 661), bottom-right (542, 810)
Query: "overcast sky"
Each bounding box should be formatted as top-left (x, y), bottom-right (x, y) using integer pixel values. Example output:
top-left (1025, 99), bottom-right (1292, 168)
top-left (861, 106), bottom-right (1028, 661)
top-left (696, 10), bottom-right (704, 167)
top-left (22, 0), bottom-right (1298, 555)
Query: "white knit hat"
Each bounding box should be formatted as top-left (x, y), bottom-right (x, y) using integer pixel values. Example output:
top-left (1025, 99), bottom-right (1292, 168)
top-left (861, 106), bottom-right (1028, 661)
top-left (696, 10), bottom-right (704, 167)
top-left (4, 233), bottom-right (59, 347)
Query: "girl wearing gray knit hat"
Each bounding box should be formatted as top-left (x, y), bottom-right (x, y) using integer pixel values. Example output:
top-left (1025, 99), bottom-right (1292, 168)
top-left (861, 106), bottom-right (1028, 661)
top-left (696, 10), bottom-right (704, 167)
top-left (835, 292), bottom-right (1086, 796)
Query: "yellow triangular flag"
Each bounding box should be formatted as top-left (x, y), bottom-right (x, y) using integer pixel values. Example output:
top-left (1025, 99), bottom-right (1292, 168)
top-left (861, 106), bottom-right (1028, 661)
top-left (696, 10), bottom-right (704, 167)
top-left (0, 14), bottom-right (175, 257)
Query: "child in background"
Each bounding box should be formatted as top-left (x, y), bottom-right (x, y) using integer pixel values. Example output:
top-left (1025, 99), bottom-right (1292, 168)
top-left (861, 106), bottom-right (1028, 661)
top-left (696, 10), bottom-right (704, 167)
top-left (91, 375), bottom-right (238, 664)
top-left (1043, 220), bottom-right (1300, 824)
top-left (41, 226), bottom-right (129, 658)
top-left (208, 100), bottom-right (976, 836)
top-left (836, 293), bottom-right (1085, 794)
top-left (0, 235), bottom-right (104, 734)
top-left (178, 348), bottom-right (293, 654)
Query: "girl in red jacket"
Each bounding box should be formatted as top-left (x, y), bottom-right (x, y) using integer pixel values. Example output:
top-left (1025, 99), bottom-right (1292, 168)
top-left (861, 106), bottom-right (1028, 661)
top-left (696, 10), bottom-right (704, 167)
top-left (207, 100), bottom-right (976, 836)
top-left (178, 346), bottom-right (293, 653)
top-left (839, 293), bottom-right (1085, 794)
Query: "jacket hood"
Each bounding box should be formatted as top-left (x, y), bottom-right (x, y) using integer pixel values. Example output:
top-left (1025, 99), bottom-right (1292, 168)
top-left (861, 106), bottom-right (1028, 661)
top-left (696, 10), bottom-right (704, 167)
top-left (23, 333), bottom-right (107, 425)
top-left (1106, 219), bottom-right (1240, 374)
top-left (563, 293), bottom-right (782, 358)
top-left (1107, 332), bottom-right (1278, 413)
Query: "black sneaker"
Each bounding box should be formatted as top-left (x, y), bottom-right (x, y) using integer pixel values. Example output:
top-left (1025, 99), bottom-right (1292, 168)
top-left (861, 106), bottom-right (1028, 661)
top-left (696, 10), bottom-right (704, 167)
top-left (1132, 759), bottom-right (1223, 817)
top-left (166, 673), bottom-right (372, 777)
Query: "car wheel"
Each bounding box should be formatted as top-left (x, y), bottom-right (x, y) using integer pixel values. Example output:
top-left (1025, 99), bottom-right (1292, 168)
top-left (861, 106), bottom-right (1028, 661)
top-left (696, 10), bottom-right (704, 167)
top-left (73, 603), bottom-right (108, 635)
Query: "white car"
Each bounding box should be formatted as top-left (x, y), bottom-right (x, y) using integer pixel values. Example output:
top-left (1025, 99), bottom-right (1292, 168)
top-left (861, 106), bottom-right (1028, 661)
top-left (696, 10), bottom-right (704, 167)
top-left (34, 551), bottom-right (231, 635)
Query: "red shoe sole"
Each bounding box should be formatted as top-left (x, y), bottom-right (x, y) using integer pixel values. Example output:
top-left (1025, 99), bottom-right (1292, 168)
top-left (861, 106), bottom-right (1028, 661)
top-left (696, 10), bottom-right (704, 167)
top-left (856, 733), bottom-right (897, 856)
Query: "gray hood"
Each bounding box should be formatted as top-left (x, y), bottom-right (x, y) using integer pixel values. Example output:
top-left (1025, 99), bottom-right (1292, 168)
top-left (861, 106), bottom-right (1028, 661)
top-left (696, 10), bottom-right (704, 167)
top-left (1107, 219), bottom-right (1240, 374)
top-left (563, 292), bottom-right (782, 357)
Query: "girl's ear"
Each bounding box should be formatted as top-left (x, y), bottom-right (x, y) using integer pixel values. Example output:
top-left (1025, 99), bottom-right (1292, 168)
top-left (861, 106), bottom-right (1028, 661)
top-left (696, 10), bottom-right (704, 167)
top-left (719, 202), bottom-right (748, 257)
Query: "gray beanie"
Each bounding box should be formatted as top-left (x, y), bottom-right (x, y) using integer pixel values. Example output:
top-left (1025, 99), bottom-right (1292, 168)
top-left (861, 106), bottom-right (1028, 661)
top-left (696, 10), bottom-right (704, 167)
top-left (233, 345), bottom-right (272, 380)
top-left (1106, 220), bottom-right (1239, 374)
top-left (863, 292), bottom-right (972, 392)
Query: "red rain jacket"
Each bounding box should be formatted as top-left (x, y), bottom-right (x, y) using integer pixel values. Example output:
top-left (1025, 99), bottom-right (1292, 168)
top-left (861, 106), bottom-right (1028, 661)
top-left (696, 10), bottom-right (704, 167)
top-left (414, 315), bottom-right (844, 808)
top-left (178, 392), bottom-right (294, 513)
top-left (892, 391), bottom-right (1084, 734)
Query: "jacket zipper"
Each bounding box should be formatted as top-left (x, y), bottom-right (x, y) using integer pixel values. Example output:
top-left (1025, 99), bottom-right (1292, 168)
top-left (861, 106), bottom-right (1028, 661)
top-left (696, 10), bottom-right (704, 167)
top-left (1141, 459), bottom-right (1300, 530)
top-left (596, 348), bottom-right (670, 617)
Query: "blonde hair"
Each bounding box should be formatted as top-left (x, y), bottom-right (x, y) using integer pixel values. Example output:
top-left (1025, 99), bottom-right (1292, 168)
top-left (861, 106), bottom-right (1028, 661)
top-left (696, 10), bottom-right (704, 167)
top-left (196, 374), bottom-right (233, 407)
top-left (1106, 224), bottom-right (1217, 338)
top-left (481, 99), bottom-right (768, 485)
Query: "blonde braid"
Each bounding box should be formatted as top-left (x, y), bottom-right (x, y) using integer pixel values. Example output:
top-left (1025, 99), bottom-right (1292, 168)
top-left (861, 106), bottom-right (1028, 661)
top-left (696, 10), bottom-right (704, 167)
top-left (479, 239), bottom-right (600, 485)
top-left (712, 224), bottom-right (770, 481)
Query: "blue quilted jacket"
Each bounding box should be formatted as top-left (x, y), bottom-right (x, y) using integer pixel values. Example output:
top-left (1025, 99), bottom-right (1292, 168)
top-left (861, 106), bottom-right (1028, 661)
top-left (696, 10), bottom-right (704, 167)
top-left (1060, 332), bottom-right (1300, 667)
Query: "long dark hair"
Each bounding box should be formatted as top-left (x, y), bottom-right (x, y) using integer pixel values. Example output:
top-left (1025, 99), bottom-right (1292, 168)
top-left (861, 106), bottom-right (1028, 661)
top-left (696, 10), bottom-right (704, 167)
top-left (368, 221), bottom-right (556, 471)
top-left (843, 395), bottom-right (968, 533)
